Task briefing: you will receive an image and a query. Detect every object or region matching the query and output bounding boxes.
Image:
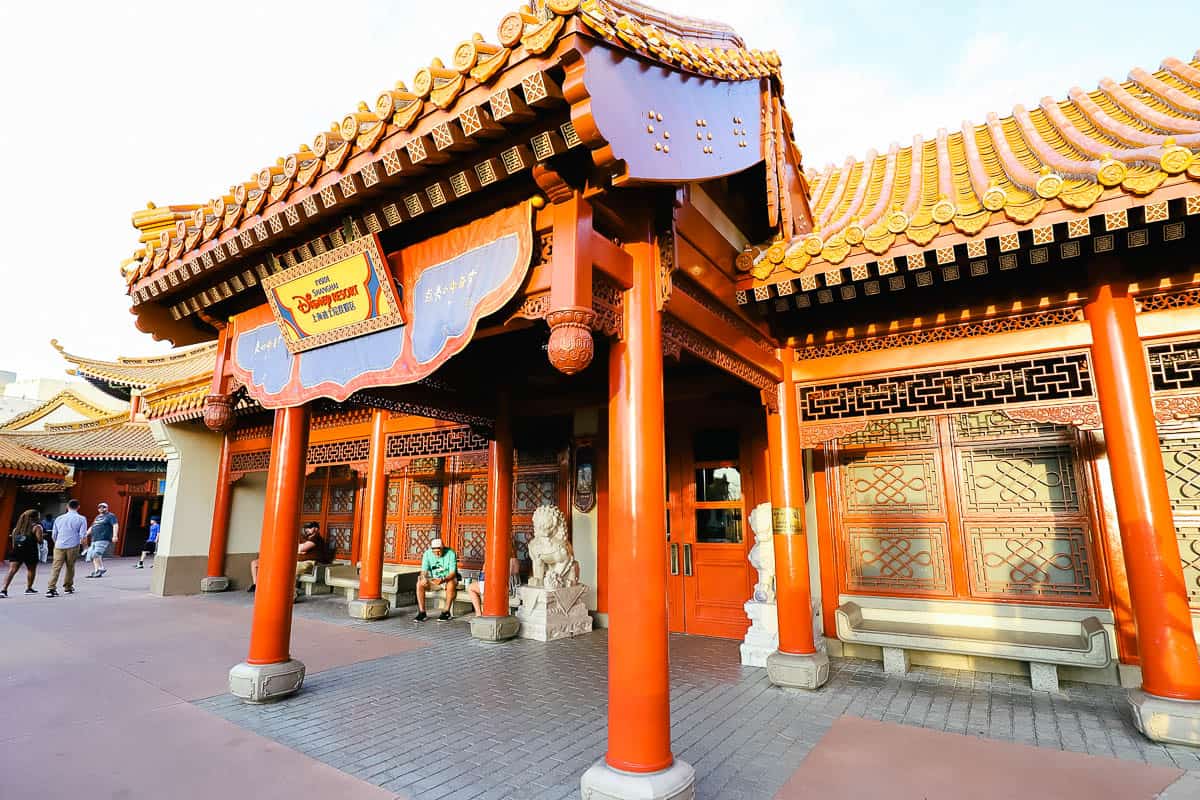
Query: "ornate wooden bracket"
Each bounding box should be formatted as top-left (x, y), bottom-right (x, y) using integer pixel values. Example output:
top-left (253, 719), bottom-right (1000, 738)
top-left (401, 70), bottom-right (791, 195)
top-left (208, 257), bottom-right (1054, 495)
top-left (1154, 394), bottom-right (1200, 423)
top-left (796, 420), bottom-right (872, 448)
top-left (1002, 403), bottom-right (1103, 430)
top-left (546, 193), bottom-right (596, 374)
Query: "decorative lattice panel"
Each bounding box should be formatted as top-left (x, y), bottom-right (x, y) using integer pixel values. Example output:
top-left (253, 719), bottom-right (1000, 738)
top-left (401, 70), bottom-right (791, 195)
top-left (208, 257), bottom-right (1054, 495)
top-left (958, 445), bottom-right (1080, 515)
top-left (515, 473), bottom-right (558, 513)
top-left (1162, 434), bottom-right (1200, 516)
top-left (386, 481), bottom-right (401, 515)
top-left (799, 352), bottom-right (1093, 422)
top-left (302, 486), bottom-right (324, 514)
top-left (307, 438), bottom-right (370, 467)
top-left (965, 525), bottom-right (1094, 599)
top-left (328, 525), bottom-right (353, 557)
top-left (459, 476), bottom-right (488, 515)
top-left (1147, 340), bottom-right (1200, 393)
top-left (456, 452), bottom-right (489, 471)
top-left (386, 427), bottom-right (489, 458)
top-left (513, 523), bottom-right (533, 563)
top-left (838, 417), bottom-right (934, 447)
top-left (329, 486), bottom-right (356, 514)
top-left (458, 525), bottom-right (487, 565)
top-left (230, 450), bottom-right (269, 474)
top-left (844, 526), bottom-right (951, 594)
top-left (404, 524), bottom-right (439, 561)
top-left (952, 410), bottom-right (1064, 441)
top-left (384, 523), bottom-right (398, 561)
top-left (408, 480), bottom-right (442, 515)
top-left (840, 452), bottom-right (942, 516)
top-left (1176, 527), bottom-right (1200, 607)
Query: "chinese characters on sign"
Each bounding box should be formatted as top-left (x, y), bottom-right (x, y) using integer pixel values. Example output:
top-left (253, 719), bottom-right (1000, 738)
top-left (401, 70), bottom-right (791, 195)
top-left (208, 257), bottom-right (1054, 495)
top-left (422, 270), bottom-right (480, 306)
top-left (262, 235), bottom-right (405, 354)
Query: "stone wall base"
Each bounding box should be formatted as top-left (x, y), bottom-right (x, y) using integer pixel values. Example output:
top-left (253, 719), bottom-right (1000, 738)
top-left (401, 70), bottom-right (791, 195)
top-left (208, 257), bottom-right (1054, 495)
top-left (580, 758), bottom-right (695, 800)
top-left (228, 659), bottom-right (305, 703)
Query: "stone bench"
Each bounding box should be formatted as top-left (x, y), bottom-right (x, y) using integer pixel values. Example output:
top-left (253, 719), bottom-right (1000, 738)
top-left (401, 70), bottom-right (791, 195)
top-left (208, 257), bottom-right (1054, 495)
top-left (323, 563), bottom-right (422, 609)
top-left (297, 563), bottom-right (334, 597)
top-left (835, 599), bottom-right (1111, 692)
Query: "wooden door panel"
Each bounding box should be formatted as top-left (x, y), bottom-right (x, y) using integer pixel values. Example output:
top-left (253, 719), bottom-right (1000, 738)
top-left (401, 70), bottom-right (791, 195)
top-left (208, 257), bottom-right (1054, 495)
top-left (684, 545), bottom-right (751, 638)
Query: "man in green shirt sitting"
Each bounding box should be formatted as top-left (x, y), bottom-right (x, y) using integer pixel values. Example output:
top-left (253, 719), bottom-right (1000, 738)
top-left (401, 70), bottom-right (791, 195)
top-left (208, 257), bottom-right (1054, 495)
top-left (415, 537), bottom-right (458, 622)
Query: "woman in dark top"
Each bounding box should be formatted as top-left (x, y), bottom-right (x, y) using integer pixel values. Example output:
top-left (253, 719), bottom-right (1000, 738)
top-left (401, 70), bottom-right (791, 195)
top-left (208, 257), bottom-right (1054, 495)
top-left (3, 509), bottom-right (44, 597)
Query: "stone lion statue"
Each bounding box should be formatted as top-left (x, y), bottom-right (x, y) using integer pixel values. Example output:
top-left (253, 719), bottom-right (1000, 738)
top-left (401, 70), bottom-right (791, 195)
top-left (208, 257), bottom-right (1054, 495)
top-left (747, 503), bottom-right (775, 603)
top-left (527, 504), bottom-right (579, 589)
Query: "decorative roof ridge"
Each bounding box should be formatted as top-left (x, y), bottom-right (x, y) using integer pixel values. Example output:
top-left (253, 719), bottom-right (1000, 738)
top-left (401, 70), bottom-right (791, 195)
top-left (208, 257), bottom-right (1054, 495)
top-left (42, 413), bottom-right (134, 433)
top-left (51, 339), bottom-right (217, 368)
top-left (121, 0), bottom-right (782, 294)
top-left (0, 389), bottom-right (127, 432)
top-left (0, 438), bottom-right (71, 478)
top-left (757, 52), bottom-right (1200, 279)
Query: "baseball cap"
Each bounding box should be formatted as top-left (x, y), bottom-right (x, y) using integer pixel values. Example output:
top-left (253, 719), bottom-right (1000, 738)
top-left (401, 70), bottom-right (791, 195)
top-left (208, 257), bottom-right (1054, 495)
top-left (430, 538), bottom-right (444, 550)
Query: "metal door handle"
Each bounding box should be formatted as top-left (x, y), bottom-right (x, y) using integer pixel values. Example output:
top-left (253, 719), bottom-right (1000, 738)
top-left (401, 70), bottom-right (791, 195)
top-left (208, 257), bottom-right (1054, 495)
top-left (683, 543), bottom-right (693, 577)
top-left (669, 543), bottom-right (680, 576)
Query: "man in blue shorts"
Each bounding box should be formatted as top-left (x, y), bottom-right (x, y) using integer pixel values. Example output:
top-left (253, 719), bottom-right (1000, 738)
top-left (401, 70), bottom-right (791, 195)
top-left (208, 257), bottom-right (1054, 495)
top-left (85, 502), bottom-right (119, 578)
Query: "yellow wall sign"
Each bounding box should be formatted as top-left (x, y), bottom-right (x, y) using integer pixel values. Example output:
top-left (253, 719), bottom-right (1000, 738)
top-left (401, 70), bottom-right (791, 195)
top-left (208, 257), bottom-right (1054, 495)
top-left (262, 235), bottom-right (405, 354)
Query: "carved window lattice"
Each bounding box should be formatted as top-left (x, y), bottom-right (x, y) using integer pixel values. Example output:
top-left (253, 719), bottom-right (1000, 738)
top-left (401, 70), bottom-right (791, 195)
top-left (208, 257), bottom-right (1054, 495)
top-left (965, 525), bottom-right (1093, 599)
top-left (329, 486), bottom-right (356, 514)
top-left (458, 524), bottom-right (487, 565)
top-left (837, 417), bottom-right (934, 447)
top-left (1139, 288), bottom-right (1200, 313)
top-left (386, 481), bottom-right (401, 515)
top-left (404, 524), bottom-right (440, 561)
top-left (844, 526), bottom-right (951, 594)
top-left (1147, 340), bottom-right (1200, 393)
top-left (230, 450), bottom-right (269, 474)
top-left (1161, 427), bottom-right (1200, 609)
top-left (840, 451), bottom-right (942, 516)
top-left (460, 477), bottom-right (488, 515)
top-left (958, 445), bottom-right (1080, 516)
top-left (307, 438), bottom-right (370, 467)
top-left (952, 409), bottom-right (1063, 441)
top-left (408, 480), bottom-right (443, 515)
top-left (799, 352), bottom-right (1094, 423)
top-left (515, 473), bottom-right (558, 513)
top-left (302, 486), bottom-right (324, 514)
top-left (383, 523), bottom-right (398, 561)
top-left (513, 523), bottom-right (533, 564)
top-left (386, 427), bottom-right (489, 458)
top-left (795, 308), bottom-right (1083, 361)
top-left (1176, 527), bottom-right (1200, 608)
top-left (328, 525), bottom-right (353, 557)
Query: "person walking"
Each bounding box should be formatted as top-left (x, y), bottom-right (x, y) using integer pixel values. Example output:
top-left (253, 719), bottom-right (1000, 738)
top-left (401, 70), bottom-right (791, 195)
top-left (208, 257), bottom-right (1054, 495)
top-left (2, 509), bottom-right (44, 597)
top-left (135, 517), bottom-right (159, 569)
top-left (46, 499), bottom-right (88, 597)
top-left (85, 502), bottom-right (119, 579)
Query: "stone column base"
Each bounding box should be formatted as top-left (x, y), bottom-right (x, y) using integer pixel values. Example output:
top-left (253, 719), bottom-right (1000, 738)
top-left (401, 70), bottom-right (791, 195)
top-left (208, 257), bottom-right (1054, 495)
top-left (1129, 689), bottom-right (1200, 746)
top-left (229, 659), bottom-right (305, 703)
top-left (348, 597), bottom-right (390, 620)
top-left (471, 615), bottom-right (520, 642)
top-left (766, 650), bottom-right (830, 690)
top-left (579, 758), bottom-right (695, 800)
top-left (200, 576), bottom-right (229, 592)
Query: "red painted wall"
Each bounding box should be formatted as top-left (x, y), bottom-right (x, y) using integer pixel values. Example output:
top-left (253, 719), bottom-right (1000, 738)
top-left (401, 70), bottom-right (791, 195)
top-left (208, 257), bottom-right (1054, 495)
top-left (69, 470), bottom-right (162, 556)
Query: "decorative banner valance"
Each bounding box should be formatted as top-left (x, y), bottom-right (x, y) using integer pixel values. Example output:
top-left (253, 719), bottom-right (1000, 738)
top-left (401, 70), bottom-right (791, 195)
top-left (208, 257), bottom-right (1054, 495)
top-left (228, 202), bottom-right (533, 407)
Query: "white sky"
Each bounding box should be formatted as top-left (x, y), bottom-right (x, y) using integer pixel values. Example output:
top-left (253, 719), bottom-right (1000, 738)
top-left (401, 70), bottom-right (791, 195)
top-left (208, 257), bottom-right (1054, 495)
top-left (0, 1), bottom-right (1195, 378)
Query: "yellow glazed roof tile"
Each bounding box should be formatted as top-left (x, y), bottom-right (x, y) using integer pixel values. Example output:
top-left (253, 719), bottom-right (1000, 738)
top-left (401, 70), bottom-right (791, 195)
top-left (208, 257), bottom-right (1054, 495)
top-left (0, 438), bottom-right (70, 479)
top-left (51, 340), bottom-right (218, 390)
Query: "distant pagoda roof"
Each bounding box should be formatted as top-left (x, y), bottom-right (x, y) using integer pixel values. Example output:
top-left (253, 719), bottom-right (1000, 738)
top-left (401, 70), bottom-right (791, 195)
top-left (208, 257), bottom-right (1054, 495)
top-left (0, 388), bottom-right (126, 432)
top-left (742, 52), bottom-right (1200, 285)
top-left (3, 416), bottom-right (165, 464)
top-left (51, 339), bottom-right (217, 399)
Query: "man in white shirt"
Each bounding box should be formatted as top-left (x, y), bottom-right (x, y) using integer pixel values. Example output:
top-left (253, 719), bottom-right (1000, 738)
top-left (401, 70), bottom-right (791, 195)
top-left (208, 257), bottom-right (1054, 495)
top-left (47, 499), bottom-right (88, 597)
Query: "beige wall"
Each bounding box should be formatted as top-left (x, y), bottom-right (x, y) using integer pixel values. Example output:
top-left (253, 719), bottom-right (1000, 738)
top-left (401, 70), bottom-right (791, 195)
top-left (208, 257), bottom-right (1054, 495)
top-left (572, 409), bottom-right (599, 611)
top-left (224, 472), bottom-right (267, 588)
top-left (148, 420), bottom-right (220, 594)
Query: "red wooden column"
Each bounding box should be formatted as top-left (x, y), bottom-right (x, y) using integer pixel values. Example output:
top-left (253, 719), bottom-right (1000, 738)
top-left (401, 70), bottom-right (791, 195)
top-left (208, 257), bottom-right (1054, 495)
top-left (581, 234), bottom-right (694, 799)
top-left (471, 392), bottom-right (519, 641)
top-left (1086, 283), bottom-right (1200, 745)
top-left (350, 409), bottom-right (390, 620)
top-left (201, 433), bottom-right (234, 592)
top-left (763, 346), bottom-right (829, 689)
top-left (229, 405), bottom-right (310, 702)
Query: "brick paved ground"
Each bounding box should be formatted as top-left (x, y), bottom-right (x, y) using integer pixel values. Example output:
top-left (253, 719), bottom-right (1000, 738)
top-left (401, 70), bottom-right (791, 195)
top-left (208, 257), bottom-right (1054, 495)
top-left (195, 587), bottom-right (1200, 800)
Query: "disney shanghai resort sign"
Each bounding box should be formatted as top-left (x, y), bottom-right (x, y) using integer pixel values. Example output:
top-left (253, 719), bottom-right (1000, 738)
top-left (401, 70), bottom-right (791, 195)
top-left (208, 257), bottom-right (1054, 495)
top-left (228, 202), bottom-right (534, 407)
top-left (262, 236), bottom-right (405, 354)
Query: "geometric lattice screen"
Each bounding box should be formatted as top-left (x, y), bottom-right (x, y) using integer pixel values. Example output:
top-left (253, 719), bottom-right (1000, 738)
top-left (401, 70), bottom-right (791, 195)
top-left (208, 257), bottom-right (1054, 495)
top-left (1160, 424), bottom-right (1200, 610)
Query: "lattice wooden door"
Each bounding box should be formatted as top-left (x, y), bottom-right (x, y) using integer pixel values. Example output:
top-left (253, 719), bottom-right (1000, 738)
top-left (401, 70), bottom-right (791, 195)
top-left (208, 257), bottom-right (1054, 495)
top-left (1160, 421), bottom-right (1200, 610)
top-left (829, 411), bottom-right (1105, 605)
top-left (301, 466), bottom-right (359, 561)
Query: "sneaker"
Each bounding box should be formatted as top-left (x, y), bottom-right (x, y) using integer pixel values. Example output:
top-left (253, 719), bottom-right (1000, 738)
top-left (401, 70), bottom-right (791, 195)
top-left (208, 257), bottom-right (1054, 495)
top-left (85, 572), bottom-right (97, 579)
top-left (246, 584), bottom-right (256, 593)
top-left (64, 588), bottom-right (74, 594)
top-left (134, 563), bottom-right (143, 569)
top-left (45, 589), bottom-right (58, 598)
top-left (0, 590), bottom-right (6, 598)
top-left (438, 611), bottom-right (452, 621)
top-left (98, 569), bottom-right (107, 577)
top-left (24, 588), bottom-right (36, 594)
top-left (413, 611), bottom-right (428, 622)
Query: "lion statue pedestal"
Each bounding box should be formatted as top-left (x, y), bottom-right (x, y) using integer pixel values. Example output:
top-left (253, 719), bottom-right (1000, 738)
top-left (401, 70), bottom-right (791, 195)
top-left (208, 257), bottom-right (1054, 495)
top-left (741, 502), bottom-right (779, 667)
top-left (516, 505), bottom-right (593, 642)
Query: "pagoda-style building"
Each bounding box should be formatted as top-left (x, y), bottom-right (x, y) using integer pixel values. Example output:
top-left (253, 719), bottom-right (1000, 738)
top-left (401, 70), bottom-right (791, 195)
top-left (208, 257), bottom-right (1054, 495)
top-left (112, 0), bottom-right (1200, 793)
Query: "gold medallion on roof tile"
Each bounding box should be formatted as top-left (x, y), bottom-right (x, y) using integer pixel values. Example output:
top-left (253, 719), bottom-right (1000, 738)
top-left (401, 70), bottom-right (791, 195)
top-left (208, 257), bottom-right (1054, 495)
top-left (982, 183), bottom-right (1007, 212)
top-left (863, 225), bottom-right (895, 256)
top-left (1060, 183), bottom-right (1103, 210)
top-left (735, 248), bottom-right (755, 273)
top-left (1188, 160), bottom-right (1200, 180)
top-left (1160, 141), bottom-right (1192, 175)
top-left (766, 240), bottom-right (789, 263)
top-left (821, 235), bottom-right (850, 265)
top-left (886, 209), bottom-right (910, 234)
top-left (801, 234), bottom-right (823, 257)
top-left (1035, 171), bottom-right (1063, 199)
top-left (1097, 158), bottom-right (1127, 188)
top-left (523, 15), bottom-right (564, 54)
top-left (1005, 197), bottom-right (1044, 224)
top-left (844, 220), bottom-right (865, 246)
top-left (497, 12), bottom-right (525, 47)
top-left (931, 198), bottom-right (956, 225)
top-left (412, 68), bottom-right (433, 99)
top-left (782, 248), bottom-right (809, 275)
top-left (547, 0), bottom-right (580, 13)
top-left (751, 256), bottom-right (777, 280)
top-left (1123, 171), bottom-right (1167, 195)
